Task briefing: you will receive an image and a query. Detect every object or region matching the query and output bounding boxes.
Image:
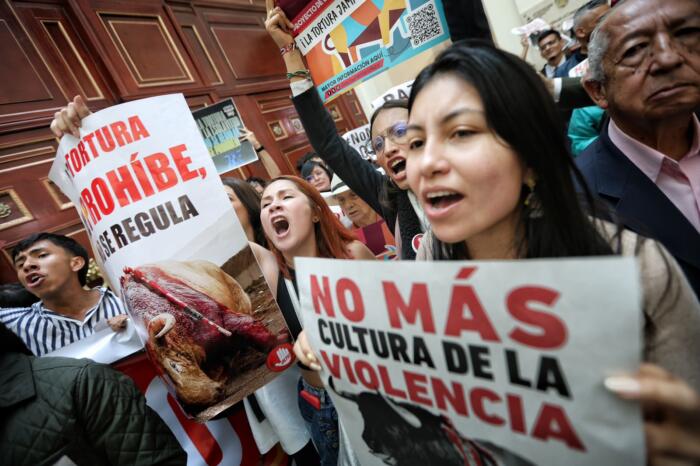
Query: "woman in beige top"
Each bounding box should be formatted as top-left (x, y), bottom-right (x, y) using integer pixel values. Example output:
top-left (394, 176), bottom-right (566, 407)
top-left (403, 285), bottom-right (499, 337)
top-left (401, 42), bottom-right (700, 392)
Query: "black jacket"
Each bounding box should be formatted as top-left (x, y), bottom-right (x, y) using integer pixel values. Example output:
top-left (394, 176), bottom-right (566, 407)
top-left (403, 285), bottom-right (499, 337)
top-left (0, 353), bottom-right (186, 466)
top-left (292, 87), bottom-right (423, 259)
top-left (577, 121), bottom-right (700, 298)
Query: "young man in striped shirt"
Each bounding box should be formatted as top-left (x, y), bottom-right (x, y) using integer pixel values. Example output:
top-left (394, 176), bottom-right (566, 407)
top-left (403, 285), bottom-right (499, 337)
top-left (1, 232), bottom-right (128, 356)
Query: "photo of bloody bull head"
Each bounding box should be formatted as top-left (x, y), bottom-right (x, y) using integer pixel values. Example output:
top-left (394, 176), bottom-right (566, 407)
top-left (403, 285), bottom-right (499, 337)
top-left (121, 260), bottom-right (291, 417)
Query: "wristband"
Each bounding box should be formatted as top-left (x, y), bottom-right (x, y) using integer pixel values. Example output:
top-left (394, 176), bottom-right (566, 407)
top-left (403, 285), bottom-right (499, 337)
top-left (286, 69), bottom-right (311, 80)
top-left (254, 145), bottom-right (265, 153)
top-left (280, 42), bottom-right (296, 55)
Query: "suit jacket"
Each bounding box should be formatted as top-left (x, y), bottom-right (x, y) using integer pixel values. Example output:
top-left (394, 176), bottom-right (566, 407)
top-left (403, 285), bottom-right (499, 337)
top-left (559, 77), bottom-right (593, 110)
top-left (577, 122), bottom-right (700, 297)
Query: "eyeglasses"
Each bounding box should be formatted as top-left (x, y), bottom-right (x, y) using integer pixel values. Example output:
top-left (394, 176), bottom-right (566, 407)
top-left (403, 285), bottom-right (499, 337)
top-left (367, 122), bottom-right (409, 155)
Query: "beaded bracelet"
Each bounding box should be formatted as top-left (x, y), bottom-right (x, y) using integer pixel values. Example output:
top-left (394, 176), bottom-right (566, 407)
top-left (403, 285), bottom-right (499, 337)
top-left (286, 69), bottom-right (311, 80)
top-left (279, 42), bottom-right (296, 55)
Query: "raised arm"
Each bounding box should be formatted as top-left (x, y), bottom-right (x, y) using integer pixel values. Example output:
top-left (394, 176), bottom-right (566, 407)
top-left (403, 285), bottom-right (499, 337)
top-left (264, 4), bottom-right (393, 226)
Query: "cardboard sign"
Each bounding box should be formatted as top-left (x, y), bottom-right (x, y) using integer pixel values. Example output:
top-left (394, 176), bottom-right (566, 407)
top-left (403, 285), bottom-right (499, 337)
top-left (296, 257), bottom-right (645, 465)
top-left (342, 124), bottom-right (373, 160)
top-left (49, 94), bottom-right (293, 421)
top-left (291, 0), bottom-right (449, 102)
top-left (192, 99), bottom-right (258, 174)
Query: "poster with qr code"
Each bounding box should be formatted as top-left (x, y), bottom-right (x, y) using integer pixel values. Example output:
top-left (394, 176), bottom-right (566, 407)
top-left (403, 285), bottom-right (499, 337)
top-left (290, 0), bottom-right (450, 102)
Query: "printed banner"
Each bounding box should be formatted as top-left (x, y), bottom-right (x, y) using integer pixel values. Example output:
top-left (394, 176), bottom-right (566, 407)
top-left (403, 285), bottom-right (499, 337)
top-left (370, 79), bottom-right (414, 111)
top-left (291, 0), bottom-right (450, 102)
top-left (342, 124), bottom-right (372, 160)
top-left (296, 258), bottom-right (645, 465)
top-left (193, 99), bottom-right (258, 174)
top-left (49, 94), bottom-right (294, 421)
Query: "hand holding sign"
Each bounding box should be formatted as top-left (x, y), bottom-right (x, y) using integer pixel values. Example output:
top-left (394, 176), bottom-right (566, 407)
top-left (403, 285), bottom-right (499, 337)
top-left (265, 0), bottom-right (295, 48)
top-left (607, 364), bottom-right (700, 465)
top-left (51, 95), bottom-right (91, 138)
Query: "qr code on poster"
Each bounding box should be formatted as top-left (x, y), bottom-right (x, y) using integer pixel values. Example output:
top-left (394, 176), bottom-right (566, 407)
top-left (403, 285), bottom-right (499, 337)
top-left (406, 1), bottom-right (444, 48)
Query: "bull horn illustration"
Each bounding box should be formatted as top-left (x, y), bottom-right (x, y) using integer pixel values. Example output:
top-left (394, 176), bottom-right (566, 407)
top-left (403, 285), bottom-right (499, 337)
top-left (328, 376), bottom-right (360, 402)
top-left (380, 392), bottom-right (422, 429)
top-left (149, 313), bottom-right (176, 338)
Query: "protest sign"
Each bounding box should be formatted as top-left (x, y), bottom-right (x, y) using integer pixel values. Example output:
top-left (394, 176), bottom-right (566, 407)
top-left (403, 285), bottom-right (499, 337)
top-left (370, 79), bottom-right (414, 112)
top-left (342, 124), bottom-right (372, 160)
top-left (296, 257), bottom-right (645, 465)
top-left (291, 0), bottom-right (449, 102)
top-left (49, 94), bottom-right (294, 421)
top-left (114, 351), bottom-right (284, 466)
top-left (193, 99), bottom-right (258, 174)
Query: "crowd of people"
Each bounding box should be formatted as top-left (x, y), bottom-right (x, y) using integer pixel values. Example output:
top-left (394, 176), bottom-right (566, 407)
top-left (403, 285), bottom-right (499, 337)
top-left (1, 0), bottom-right (699, 464)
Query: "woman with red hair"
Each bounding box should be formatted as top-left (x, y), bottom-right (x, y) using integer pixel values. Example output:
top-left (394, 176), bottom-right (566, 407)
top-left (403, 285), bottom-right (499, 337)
top-left (260, 175), bottom-right (373, 465)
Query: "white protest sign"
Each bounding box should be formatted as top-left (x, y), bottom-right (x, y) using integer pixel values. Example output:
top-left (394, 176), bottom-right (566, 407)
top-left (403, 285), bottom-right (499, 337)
top-left (371, 80), bottom-right (414, 111)
top-left (49, 94), bottom-right (295, 421)
top-left (342, 124), bottom-right (373, 160)
top-left (296, 257), bottom-right (645, 466)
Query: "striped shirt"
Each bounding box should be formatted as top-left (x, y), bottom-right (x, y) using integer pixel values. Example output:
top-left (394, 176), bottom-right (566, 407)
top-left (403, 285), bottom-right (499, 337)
top-left (0, 287), bottom-right (126, 356)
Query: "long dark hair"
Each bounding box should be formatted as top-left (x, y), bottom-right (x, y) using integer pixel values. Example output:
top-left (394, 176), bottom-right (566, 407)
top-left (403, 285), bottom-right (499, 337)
top-left (409, 40), bottom-right (614, 260)
top-left (221, 177), bottom-right (267, 247)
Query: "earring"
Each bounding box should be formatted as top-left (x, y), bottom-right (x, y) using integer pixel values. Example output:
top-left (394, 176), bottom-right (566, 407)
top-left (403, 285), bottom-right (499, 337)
top-left (524, 177), bottom-right (543, 218)
top-left (312, 216), bottom-right (320, 223)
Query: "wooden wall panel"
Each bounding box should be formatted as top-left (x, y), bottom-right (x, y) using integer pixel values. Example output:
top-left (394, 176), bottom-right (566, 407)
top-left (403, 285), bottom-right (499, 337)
top-left (0, 129), bottom-right (87, 283)
top-left (0, 1), bottom-right (69, 132)
top-left (12, 1), bottom-right (115, 112)
top-left (200, 5), bottom-right (288, 95)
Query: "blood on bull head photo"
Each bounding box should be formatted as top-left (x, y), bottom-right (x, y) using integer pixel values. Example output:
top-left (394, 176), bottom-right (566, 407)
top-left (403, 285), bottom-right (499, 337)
top-left (121, 254), bottom-right (293, 420)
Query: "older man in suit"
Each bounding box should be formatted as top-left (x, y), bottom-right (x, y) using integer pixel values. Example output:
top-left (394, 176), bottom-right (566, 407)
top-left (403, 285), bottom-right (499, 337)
top-left (577, 0), bottom-right (700, 296)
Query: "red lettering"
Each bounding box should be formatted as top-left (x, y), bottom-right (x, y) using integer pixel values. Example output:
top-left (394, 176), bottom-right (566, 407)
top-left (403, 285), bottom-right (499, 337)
top-left (169, 144), bottom-right (197, 181)
top-left (431, 378), bottom-right (468, 416)
top-left (342, 355), bottom-right (357, 384)
top-left (82, 133), bottom-right (99, 159)
top-left (310, 275), bottom-right (334, 317)
top-left (507, 287), bottom-right (566, 349)
top-left (144, 152), bottom-right (177, 191)
top-left (378, 365), bottom-right (406, 398)
top-left (355, 360), bottom-right (379, 389)
top-left (106, 166), bottom-right (141, 207)
top-left (320, 351), bottom-right (341, 378)
top-left (444, 285), bottom-right (500, 341)
top-left (128, 115), bottom-right (150, 140)
top-left (507, 394), bottom-right (526, 434)
top-left (80, 189), bottom-right (100, 223)
top-left (382, 282), bottom-right (435, 333)
top-left (96, 127), bottom-right (116, 152)
top-left (77, 141), bottom-right (90, 165)
top-left (531, 403), bottom-right (585, 451)
top-left (470, 388), bottom-right (504, 425)
top-left (336, 278), bottom-right (364, 322)
top-left (110, 121), bottom-right (133, 146)
top-left (404, 371), bottom-right (432, 407)
top-left (64, 154), bottom-right (74, 177)
top-left (91, 177), bottom-right (115, 216)
top-left (69, 148), bottom-right (82, 173)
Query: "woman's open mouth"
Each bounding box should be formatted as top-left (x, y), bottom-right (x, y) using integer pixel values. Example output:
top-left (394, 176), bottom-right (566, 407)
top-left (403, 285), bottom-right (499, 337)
top-left (423, 190), bottom-right (464, 218)
top-left (271, 217), bottom-right (290, 236)
top-left (389, 157), bottom-right (406, 177)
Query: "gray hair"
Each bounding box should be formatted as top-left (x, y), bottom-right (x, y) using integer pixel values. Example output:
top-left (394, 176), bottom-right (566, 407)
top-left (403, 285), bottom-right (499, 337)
top-left (586, 18), bottom-right (611, 82)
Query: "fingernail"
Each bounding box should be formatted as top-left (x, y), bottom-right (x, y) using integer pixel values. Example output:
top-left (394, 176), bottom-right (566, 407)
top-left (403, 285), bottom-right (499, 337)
top-left (310, 363), bottom-right (321, 371)
top-left (604, 376), bottom-right (641, 395)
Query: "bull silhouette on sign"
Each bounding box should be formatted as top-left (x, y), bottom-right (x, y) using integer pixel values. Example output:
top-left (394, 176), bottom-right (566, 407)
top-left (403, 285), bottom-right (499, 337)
top-left (329, 378), bottom-right (535, 466)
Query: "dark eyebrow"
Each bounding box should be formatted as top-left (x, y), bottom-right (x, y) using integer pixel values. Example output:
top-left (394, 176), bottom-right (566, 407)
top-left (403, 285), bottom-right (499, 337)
top-left (406, 107), bottom-right (483, 132)
top-left (14, 247), bottom-right (45, 264)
